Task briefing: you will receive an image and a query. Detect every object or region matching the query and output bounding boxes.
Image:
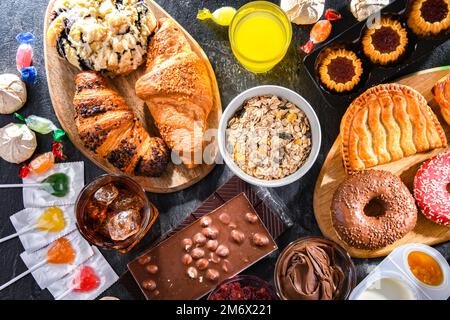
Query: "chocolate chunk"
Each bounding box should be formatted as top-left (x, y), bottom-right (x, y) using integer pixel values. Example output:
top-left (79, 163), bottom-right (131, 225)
top-left (231, 229), bottom-right (245, 244)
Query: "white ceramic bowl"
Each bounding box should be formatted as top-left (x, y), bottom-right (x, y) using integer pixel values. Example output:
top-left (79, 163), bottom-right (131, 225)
top-left (218, 85), bottom-right (321, 188)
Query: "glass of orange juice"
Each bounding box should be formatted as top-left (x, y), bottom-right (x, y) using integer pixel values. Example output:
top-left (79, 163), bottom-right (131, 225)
top-left (229, 1), bottom-right (292, 73)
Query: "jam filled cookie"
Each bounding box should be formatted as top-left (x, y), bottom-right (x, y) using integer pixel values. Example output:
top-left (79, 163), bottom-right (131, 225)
top-left (318, 49), bottom-right (363, 93)
top-left (47, 0), bottom-right (157, 75)
top-left (362, 18), bottom-right (408, 65)
top-left (407, 0), bottom-right (450, 36)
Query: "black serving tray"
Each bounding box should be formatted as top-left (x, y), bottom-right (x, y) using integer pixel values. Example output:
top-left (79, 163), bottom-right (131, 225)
top-left (303, 0), bottom-right (450, 109)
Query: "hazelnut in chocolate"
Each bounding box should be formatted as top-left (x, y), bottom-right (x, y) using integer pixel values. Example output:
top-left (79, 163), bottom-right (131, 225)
top-left (128, 193), bottom-right (277, 300)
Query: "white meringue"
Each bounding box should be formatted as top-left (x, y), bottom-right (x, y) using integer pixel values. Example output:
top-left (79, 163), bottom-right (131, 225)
top-left (280, 0), bottom-right (325, 25)
top-left (0, 74), bottom-right (27, 114)
top-left (0, 123), bottom-right (37, 164)
top-left (350, 0), bottom-right (391, 22)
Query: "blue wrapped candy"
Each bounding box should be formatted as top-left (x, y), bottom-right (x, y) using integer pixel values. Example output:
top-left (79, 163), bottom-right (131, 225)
top-left (16, 32), bottom-right (35, 45)
top-left (20, 66), bottom-right (37, 85)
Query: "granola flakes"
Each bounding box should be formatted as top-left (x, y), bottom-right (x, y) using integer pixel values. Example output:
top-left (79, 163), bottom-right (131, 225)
top-left (226, 95), bottom-right (312, 180)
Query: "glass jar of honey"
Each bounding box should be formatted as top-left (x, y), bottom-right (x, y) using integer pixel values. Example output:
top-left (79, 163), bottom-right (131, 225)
top-left (75, 174), bottom-right (158, 253)
top-left (229, 1), bottom-right (292, 73)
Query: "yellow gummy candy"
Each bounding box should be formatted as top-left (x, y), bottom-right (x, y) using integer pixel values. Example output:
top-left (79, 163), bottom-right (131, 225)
top-left (36, 206), bottom-right (65, 232)
top-left (197, 7), bottom-right (236, 26)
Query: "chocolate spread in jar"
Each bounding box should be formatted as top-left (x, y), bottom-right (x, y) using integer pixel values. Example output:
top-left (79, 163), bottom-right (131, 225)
top-left (276, 238), bottom-right (345, 300)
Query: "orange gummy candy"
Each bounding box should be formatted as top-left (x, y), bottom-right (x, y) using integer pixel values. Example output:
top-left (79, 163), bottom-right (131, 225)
top-left (30, 152), bottom-right (55, 174)
top-left (47, 237), bottom-right (75, 264)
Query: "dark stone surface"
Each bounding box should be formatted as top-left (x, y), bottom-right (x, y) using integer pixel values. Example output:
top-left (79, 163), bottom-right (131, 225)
top-left (0, 0), bottom-right (448, 300)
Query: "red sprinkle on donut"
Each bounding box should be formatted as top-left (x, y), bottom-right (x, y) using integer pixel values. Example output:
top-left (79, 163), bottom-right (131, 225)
top-left (414, 151), bottom-right (450, 227)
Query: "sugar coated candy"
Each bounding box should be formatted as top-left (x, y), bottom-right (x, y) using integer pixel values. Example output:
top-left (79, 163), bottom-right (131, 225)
top-left (107, 209), bottom-right (142, 241)
top-left (47, 237), bottom-right (75, 264)
top-left (71, 266), bottom-right (101, 293)
top-left (36, 206), bottom-right (65, 232)
top-left (41, 173), bottom-right (70, 197)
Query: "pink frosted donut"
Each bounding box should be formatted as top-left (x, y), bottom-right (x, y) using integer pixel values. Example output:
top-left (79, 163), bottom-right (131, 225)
top-left (414, 151), bottom-right (450, 227)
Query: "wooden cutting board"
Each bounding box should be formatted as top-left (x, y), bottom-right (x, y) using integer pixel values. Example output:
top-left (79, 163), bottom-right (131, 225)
top-left (313, 66), bottom-right (450, 258)
top-left (43, 0), bottom-right (222, 193)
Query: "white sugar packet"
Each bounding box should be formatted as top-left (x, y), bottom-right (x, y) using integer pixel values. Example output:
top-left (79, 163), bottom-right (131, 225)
top-left (22, 162), bottom-right (84, 208)
top-left (48, 246), bottom-right (118, 300)
top-left (20, 230), bottom-right (94, 289)
top-left (10, 205), bottom-right (76, 252)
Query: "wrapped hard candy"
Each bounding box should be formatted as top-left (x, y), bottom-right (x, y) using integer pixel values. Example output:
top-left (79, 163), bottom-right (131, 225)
top-left (0, 74), bottom-right (27, 114)
top-left (0, 123), bottom-right (36, 163)
top-left (280, 0), bottom-right (325, 25)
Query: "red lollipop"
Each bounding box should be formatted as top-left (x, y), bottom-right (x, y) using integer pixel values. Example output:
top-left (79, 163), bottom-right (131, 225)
top-left (71, 266), bottom-right (101, 293)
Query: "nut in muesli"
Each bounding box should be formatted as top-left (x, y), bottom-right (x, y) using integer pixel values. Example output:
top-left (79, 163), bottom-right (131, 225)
top-left (226, 95), bottom-right (312, 180)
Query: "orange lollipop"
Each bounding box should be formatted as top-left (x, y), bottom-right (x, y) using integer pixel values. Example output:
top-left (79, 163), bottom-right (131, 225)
top-left (47, 237), bottom-right (75, 264)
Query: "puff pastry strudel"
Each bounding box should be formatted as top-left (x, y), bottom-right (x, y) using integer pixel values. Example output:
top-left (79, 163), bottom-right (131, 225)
top-left (341, 83), bottom-right (447, 173)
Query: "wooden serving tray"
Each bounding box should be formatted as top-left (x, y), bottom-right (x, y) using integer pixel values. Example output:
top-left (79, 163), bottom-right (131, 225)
top-left (313, 66), bottom-right (450, 258)
top-left (43, 0), bottom-right (222, 193)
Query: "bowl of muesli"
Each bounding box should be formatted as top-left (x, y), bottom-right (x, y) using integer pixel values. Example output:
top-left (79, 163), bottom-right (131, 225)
top-left (218, 86), bottom-right (321, 187)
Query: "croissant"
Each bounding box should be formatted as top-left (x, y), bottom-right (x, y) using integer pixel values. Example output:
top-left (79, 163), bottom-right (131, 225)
top-left (73, 71), bottom-right (170, 177)
top-left (135, 18), bottom-right (213, 168)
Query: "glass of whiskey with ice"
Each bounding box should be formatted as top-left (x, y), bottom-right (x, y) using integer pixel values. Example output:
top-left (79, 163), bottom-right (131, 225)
top-left (75, 174), bottom-right (158, 253)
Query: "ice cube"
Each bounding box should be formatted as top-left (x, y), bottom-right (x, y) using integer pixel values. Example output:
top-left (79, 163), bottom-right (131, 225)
top-left (110, 190), bottom-right (144, 212)
top-left (107, 209), bottom-right (142, 241)
top-left (94, 183), bottom-right (119, 206)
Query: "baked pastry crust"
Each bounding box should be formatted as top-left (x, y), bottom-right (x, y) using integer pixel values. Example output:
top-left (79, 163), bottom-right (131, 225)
top-left (362, 18), bottom-right (408, 65)
top-left (407, 0), bottom-right (450, 36)
top-left (319, 49), bottom-right (363, 93)
top-left (433, 73), bottom-right (450, 125)
top-left (340, 83), bottom-right (448, 173)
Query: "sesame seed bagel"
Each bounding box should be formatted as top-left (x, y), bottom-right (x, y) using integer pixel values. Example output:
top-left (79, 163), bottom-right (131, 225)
top-left (331, 170), bottom-right (417, 250)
